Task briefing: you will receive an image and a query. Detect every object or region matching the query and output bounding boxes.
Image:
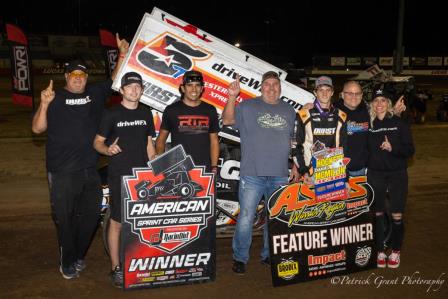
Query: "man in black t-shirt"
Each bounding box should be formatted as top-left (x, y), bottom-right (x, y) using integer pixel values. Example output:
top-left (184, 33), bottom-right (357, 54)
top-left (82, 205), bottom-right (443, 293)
top-left (155, 70), bottom-right (219, 173)
top-left (32, 34), bottom-right (128, 280)
top-left (94, 72), bottom-right (156, 288)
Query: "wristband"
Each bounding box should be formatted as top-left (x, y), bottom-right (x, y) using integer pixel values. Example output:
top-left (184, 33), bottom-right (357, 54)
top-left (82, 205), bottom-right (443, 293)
top-left (119, 54), bottom-right (125, 58)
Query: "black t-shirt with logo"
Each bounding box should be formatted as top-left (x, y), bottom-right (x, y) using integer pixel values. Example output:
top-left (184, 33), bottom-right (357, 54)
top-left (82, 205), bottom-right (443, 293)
top-left (46, 80), bottom-right (112, 172)
top-left (98, 104), bottom-right (155, 176)
top-left (161, 100), bottom-right (219, 169)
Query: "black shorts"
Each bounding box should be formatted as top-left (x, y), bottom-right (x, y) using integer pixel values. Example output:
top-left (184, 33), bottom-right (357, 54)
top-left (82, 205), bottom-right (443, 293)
top-left (108, 175), bottom-right (124, 222)
top-left (368, 169), bottom-right (408, 213)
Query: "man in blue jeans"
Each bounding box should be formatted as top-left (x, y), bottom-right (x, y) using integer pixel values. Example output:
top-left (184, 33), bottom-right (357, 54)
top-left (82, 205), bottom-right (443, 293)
top-left (222, 71), bottom-right (299, 274)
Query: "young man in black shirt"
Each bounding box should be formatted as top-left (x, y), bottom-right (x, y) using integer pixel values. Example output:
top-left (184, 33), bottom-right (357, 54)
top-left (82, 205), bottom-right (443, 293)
top-left (155, 70), bottom-right (219, 173)
top-left (94, 72), bottom-right (156, 287)
top-left (32, 34), bottom-right (128, 279)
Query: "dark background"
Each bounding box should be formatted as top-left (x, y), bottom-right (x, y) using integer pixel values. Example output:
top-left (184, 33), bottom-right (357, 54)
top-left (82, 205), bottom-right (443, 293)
top-left (1, 0), bottom-right (446, 66)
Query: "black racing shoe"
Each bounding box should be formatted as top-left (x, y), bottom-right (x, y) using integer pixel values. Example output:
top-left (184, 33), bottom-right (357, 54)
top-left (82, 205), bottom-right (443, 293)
top-left (261, 257), bottom-right (270, 266)
top-left (74, 259), bottom-right (86, 272)
top-left (232, 260), bottom-right (246, 275)
top-left (110, 265), bottom-right (123, 288)
top-left (59, 264), bottom-right (79, 280)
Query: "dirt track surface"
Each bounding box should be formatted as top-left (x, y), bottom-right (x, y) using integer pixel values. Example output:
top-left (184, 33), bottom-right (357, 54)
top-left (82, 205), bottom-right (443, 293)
top-left (0, 77), bottom-right (447, 298)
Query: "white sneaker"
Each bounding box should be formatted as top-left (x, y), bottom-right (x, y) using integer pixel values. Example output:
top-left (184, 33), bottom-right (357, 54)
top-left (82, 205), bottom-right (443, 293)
top-left (387, 251), bottom-right (401, 268)
top-left (377, 252), bottom-right (387, 268)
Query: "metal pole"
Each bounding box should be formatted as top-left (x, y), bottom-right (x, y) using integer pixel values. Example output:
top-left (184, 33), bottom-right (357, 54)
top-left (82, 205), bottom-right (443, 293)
top-left (394, 0), bottom-right (405, 74)
top-left (78, 0), bottom-right (81, 34)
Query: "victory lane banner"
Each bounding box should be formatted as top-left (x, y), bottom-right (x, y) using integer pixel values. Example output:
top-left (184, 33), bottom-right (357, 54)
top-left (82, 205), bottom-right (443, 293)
top-left (112, 11), bottom-right (314, 114)
top-left (121, 145), bottom-right (216, 289)
top-left (267, 176), bottom-right (376, 287)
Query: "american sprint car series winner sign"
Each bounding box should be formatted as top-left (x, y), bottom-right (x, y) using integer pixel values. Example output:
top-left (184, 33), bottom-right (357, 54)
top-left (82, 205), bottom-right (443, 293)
top-left (112, 10), bottom-right (314, 115)
top-left (121, 145), bottom-right (215, 289)
top-left (267, 176), bottom-right (376, 287)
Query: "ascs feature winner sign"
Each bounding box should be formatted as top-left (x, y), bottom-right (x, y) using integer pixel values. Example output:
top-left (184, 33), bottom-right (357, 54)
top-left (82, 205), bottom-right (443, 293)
top-left (267, 176), bottom-right (375, 287)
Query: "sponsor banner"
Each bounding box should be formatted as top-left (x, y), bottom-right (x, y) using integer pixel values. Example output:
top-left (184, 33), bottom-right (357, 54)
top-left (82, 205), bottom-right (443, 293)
top-left (362, 57), bottom-right (377, 66)
top-left (330, 57), bottom-right (345, 66)
top-left (41, 68), bottom-right (106, 75)
top-left (113, 13), bottom-right (314, 115)
top-left (427, 56), bottom-right (443, 66)
top-left (402, 56), bottom-right (409, 66)
top-left (346, 57), bottom-right (361, 66)
top-left (99, 29), bottom-right (121, 105)
top-left (6, 24), bottom-right (33, 108)
top-left (122, 145), bottom-right (215, 289)
top-left (411, 57), bottom-right (426, 66)
top-left (150, 7), bottom-right (286, 79)
top-left (48, 35), bottom-right (90, 49)
top-left (99, 29), bottom-right (119, 76)
top-left (379, 57), bottom-right (393, 66)
top-left (311, 147), bottom-right (349, 202)
top-left (444, 57), bottom-right (448, 66)
top-left (268, 176), bottom-right (376, 286)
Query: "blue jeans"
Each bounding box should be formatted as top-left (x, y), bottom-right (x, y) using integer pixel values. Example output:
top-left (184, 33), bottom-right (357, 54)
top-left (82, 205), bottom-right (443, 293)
top-left (232, 175), bottom-right (289, 264)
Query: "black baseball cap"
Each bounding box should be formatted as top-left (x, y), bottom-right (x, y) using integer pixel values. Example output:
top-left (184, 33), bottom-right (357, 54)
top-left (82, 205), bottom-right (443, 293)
top-left (64, 60), bottom-right (88, 73)
top-left (372, 88), bottom-right (393, 101)
top-left (121, 72), bottom-right (143, 88)
top-left (182, 70), bottom-right (204, 85)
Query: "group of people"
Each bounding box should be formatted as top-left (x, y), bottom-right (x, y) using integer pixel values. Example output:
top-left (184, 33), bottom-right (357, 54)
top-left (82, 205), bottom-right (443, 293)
top-left (224, 74), bottom-right (414, 274)
top-left (32, 39), bottom-right (414, 287)
top-left (32, 33), bottom-right (219, 287)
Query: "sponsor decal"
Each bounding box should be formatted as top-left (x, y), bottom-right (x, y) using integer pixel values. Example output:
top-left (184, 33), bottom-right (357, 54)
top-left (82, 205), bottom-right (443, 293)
top-left (347, 121), bottom-right (369, 135)
top-left (65, 96), bottom-right (91, 105)
top-left (313, 127), bottom-right (336, 135)
top-left (117, 120), bottom-right (147, 127)
top-left (355, 246), bottom-right (372, 267)
top-left (277, 259), bottom-right (299, 280)
top-left (268, 176), bottom-right (373, 227)
top-left (124, 146), bottom-right (214, 253)
top-left (136, 32), bottom-right (211, 79)
top-left (12, 46), bottom-right (31, 92)
top-left (308, 250), bottom-right (346, 266)
top-left (257, 113), bottom-right (288, 129)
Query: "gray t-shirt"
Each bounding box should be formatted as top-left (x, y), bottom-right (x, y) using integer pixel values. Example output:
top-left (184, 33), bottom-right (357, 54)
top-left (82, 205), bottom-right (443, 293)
top-left (235, 97), bottom-right (296, 177)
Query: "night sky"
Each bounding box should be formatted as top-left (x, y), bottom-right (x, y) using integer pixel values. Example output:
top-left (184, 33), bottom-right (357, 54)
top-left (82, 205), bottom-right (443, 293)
top-left (1, 0), bottom-right (446, 67)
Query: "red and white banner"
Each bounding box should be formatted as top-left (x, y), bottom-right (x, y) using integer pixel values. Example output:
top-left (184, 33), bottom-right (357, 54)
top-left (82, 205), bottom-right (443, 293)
top-left (99, 29), bottom-right (119, 76)
top-left (113, 12), bottom-right (314, 113)
top-left (6, 24), bottom-right (34, 108)
top-left (99, 29), bottom-right (121, 105)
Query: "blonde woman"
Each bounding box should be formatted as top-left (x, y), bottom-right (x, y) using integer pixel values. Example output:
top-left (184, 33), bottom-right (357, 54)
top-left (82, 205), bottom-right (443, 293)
top-left (367, 89), bottom-right (415, 269)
